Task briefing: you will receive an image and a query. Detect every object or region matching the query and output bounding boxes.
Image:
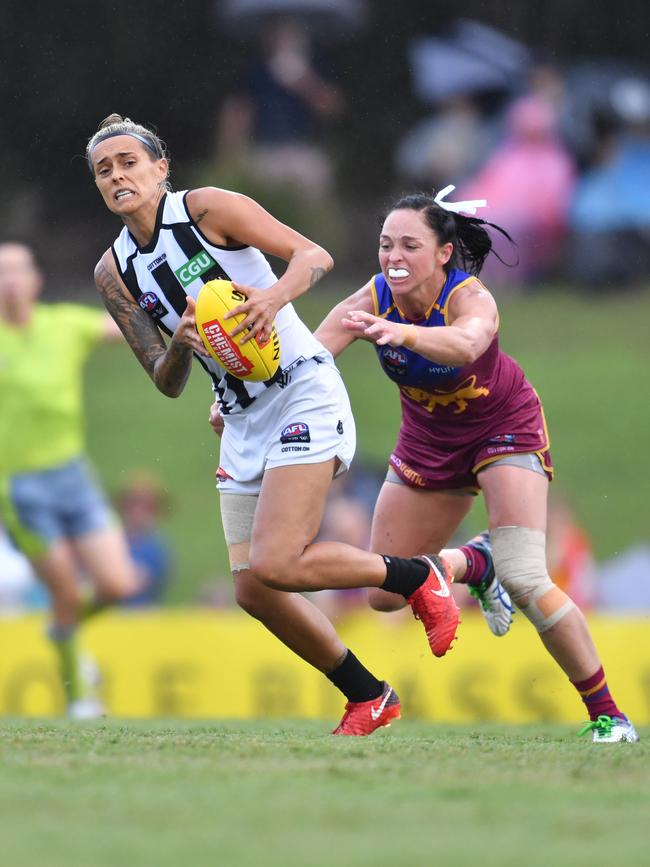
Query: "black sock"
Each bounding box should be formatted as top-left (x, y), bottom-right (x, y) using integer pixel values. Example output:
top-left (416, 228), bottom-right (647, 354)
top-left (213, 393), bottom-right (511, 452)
top-left (381, 555), bottom-right (429, 598)
top-left (326, 649), bottom-right (384, 703)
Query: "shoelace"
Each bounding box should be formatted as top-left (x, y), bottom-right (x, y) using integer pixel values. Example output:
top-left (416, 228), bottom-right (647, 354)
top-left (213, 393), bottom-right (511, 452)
top-left (578, 714), bottom-right (615, 737)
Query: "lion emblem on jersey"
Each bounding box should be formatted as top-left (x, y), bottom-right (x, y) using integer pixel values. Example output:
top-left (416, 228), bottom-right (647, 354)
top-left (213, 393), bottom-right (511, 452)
top-left (402, 375), bottom-right (490, 414)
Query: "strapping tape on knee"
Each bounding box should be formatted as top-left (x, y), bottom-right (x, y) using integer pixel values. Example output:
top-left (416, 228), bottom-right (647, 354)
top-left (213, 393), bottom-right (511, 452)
top-left (491, 526), bottom-right (575, 633)
top-left (220, 493), bottom-right (257, 573)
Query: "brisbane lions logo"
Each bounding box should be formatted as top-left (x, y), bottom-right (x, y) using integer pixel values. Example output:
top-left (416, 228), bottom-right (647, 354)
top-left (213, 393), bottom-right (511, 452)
top-left (403, 375), bottom-right (490, 414)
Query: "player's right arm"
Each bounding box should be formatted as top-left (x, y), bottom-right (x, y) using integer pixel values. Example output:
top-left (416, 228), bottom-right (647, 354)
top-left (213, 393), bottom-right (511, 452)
top-left (314, 281), bottom-right (375, 358)
top-left (94, 251), bottom-right (205, 397)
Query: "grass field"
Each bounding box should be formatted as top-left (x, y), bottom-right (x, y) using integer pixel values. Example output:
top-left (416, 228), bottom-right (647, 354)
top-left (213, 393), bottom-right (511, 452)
top-left (1, 720), bottom-right (647, 867)
top-left (83, 286), bottom-right (650, 601)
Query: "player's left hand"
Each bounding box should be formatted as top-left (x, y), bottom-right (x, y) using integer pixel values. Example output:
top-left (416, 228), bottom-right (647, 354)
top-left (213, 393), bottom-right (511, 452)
top-left (224, 283), bottom-right (281, 345)
top-left (342, 310), bottom-right (408, 347)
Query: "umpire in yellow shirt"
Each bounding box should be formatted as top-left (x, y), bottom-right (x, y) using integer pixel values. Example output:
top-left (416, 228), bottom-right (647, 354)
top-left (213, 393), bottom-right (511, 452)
top-left (0, 241), bottom-right (138, 718)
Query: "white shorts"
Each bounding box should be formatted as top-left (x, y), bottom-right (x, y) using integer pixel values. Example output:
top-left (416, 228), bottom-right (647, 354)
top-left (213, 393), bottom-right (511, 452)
top-left (216, 355), bottom-right (356, 496)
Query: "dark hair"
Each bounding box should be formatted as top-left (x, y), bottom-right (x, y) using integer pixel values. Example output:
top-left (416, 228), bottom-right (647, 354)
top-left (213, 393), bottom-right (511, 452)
top-left (384, 192), bottom-right (516, 275)
top-left (86, 113), bottom-right (171, 188)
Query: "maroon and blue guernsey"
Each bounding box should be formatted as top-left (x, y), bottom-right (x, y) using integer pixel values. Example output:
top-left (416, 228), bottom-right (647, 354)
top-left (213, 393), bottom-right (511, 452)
top-left (371, 268), bottom-right (553, 491)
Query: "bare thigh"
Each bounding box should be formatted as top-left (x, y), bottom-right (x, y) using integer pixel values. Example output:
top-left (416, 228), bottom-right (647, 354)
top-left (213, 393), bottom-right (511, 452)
top-left (249, 460), bottom-right (386, 591)
top-left (71, 526), bottom-right (138, 599)
top-left (478, 464), bottom-right (548, 531)
top-left (368, 482), bottom-right (473, 610)
top-left (251, 460), bottom-right (334, 560)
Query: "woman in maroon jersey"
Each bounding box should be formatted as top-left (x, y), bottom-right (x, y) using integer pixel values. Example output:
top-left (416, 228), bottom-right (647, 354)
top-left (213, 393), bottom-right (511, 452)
top-left (315, 187), bottom-right (638, 743)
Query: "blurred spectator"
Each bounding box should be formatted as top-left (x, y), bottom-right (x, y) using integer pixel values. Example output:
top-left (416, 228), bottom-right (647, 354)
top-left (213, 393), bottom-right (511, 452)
top-left (115, 471), bottom-right (174, 607)
top-left (568, 76), bottom-right (650, 288)
top-left (326, 460), bottom-right (384, 517)
top-left (207, 17), bottom-right (348, 254)
top-left (545, 491), bottom-right (598, 612)
top-left (395, 95), bottom-right (500, 191)
top-left (396, 21), bottom-right (529, 199)
top-left (215, 17), bottom-right (345, 196)
top-left (0, 241), bottom-right (138, 718)
top-left (457, 91), bottom-right (577, 287)
top-left (397, 22), bottom-right (578, 288)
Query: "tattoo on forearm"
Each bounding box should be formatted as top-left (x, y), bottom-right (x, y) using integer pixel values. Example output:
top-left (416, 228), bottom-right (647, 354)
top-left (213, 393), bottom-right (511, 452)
top-left (195, 209), bottom-right (208, 225)
top-left (159, 336), bottom-right (194, 395)
top-left (94, 260), bottom-right (191, 396)
top-left (309, 267), bottom-right (327, 287)
top-left (94, 261), bottom-right (165, 377)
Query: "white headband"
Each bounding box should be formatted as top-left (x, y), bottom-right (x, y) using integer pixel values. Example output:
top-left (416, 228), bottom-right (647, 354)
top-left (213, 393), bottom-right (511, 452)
top-left (434, 184), bottom-right (487, 216)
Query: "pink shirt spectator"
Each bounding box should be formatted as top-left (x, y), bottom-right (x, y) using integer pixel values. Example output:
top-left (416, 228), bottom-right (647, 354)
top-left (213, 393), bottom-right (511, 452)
top-left (458, 95), bottom-right (576, 282)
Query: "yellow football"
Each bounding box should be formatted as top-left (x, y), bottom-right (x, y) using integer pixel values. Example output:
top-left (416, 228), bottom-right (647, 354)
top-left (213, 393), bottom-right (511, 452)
top-left (195, 279), bottom-right (281, 381)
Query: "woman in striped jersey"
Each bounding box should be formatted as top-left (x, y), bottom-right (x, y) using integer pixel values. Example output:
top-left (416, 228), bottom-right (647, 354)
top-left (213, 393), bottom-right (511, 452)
top-left (87, 113), bottom-right (464, 735)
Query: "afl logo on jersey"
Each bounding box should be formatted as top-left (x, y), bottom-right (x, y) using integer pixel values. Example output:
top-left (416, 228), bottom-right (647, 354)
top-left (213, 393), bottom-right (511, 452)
top-left (280, 422), bottom-right (311, 443)
top-left (139, 291), bottom-right (169, 319)
top-left (381, 347), bottom-right (408, 376)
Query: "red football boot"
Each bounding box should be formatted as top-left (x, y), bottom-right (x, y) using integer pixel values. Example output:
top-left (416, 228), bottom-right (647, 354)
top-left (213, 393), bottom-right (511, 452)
top-left (332, 682), bottom-right (401, 736)
top-left (407, 554), bottom-right (460, 657)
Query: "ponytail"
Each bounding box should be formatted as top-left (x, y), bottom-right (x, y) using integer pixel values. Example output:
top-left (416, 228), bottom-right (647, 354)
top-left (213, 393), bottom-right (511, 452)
top-left (385, 191), bottom-right (517, 276)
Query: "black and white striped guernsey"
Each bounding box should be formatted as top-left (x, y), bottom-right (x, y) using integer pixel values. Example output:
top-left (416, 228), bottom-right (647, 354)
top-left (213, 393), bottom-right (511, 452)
top-left (111, 190), bottom-right (325, 413)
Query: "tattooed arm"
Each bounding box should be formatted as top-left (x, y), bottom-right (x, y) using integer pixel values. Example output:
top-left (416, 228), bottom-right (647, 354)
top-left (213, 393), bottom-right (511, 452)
top-left (94, 252), bottom-right (203, 398)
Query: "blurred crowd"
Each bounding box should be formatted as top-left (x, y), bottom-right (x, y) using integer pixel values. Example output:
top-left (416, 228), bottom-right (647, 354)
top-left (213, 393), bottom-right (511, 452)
top-left (396, 21), bottom-right (650, 291)
top-left (205, 15), bottom-right (650, 292)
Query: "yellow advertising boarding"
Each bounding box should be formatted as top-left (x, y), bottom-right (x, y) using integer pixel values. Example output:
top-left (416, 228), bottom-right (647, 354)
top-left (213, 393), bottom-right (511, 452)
top-left (0, 610), bottom-right (648, 722)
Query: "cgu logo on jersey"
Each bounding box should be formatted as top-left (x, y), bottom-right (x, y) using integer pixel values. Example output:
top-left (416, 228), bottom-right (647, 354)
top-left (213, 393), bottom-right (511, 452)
top-left (381, 346), bottom-right (408, 376)
top-left (280, 422), bottom-right (310, 444)
top-left (175, 251), bottom-right (216, 288)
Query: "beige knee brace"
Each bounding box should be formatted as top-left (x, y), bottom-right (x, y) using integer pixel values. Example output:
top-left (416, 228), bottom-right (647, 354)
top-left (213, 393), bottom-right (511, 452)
top-left (219, 493), bottom-right (258, 572)
top-left (491, 526), bottom-right (575, 633)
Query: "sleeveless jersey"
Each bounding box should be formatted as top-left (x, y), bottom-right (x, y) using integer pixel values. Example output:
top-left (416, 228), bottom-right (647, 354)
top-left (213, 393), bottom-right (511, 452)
top-left (111, 191), bottom-right (324, 414)
top-left (371, 269), bottom-right (551, 485)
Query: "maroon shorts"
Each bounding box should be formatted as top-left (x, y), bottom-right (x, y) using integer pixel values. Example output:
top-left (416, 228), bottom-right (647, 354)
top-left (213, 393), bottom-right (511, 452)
top-left (389, 392), bottom-right (553, 492)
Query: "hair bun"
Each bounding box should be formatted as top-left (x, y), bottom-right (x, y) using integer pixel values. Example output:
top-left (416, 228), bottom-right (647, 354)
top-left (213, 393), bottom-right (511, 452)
top-left (98, 113), bottom-right (125, 130)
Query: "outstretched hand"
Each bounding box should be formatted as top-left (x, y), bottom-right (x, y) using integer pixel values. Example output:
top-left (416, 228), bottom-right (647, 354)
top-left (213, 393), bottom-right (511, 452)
top-left (342, 310), bottom-right (409, 347)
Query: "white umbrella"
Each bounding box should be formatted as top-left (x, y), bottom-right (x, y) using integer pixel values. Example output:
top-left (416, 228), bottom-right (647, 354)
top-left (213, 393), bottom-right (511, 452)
top-left (215, 0), bottom-right (367, 37)
top-left (409, 19), bottom-right (531, 103)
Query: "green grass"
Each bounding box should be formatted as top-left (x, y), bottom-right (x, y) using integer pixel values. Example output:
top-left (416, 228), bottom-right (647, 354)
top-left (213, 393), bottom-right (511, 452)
top-left (83, 287), bottom-right (650, 601)
top-left (0, 720), bottom-right (647, 867)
